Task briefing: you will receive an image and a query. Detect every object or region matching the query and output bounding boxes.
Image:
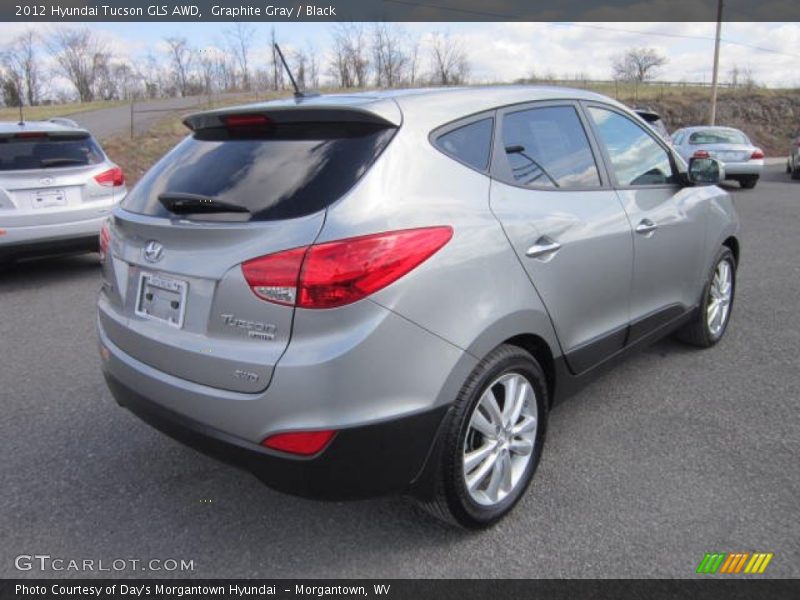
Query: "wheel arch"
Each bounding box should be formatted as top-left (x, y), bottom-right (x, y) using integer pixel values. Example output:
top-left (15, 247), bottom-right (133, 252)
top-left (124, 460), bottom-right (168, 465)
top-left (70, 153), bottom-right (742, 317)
top-left (723, 235), bottom-right (740, 266)
top-left (503, 334), bottom-right (556, 405)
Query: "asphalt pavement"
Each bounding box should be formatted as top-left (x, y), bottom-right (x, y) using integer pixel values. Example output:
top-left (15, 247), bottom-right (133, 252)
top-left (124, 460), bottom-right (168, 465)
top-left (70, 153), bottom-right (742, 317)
top-left (66, 93), bottom-right (248, 140)
top-left (1, 164), bottom-right (798, 578)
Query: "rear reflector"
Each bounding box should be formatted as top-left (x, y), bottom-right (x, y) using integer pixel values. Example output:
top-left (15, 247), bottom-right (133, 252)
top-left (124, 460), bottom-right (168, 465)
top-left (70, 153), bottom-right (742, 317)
top-left (693, 150), bottom-right (710, 158)
top-left (95, 167), bottom-right (125, 187)
top-left (223, 114), bottom-right (271, 128)
top-left (751, 149), bottom-right (764, 159)
top-left (99, 221), bottom-right (111, 261)
top-left (262, 430), bottom-right (336, 456)
top-left (242, 227), bottom-right (453, 309)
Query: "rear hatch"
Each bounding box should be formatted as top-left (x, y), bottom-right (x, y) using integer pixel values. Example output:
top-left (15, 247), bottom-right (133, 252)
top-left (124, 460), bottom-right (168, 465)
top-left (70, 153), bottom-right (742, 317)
top-left (0, 129), bottom-right (122, 226)
top-left (99, 99), bottom-right (400, 393)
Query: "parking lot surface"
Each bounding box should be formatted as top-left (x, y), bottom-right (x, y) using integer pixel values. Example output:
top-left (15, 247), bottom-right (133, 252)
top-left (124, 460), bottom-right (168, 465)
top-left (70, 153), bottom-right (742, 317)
top-left (1, 164), bottom-right (798, 578)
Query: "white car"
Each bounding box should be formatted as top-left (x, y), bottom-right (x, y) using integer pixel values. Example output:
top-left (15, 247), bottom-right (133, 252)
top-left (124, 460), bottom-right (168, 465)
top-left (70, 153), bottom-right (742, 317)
top-left (0, 120), bottom-right (126, 263)
top-left (671, 126), bottom-right (764, 189)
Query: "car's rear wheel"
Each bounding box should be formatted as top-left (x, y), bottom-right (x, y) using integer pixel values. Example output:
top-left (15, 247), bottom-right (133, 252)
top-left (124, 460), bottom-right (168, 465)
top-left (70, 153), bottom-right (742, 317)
top-left (792, 165), bottom-right (800, 180)
top-left (739, 175), bottom-right (758, 189)
top-left (677, 246), bottom-right (736, 348)
top-left (418, 344), bottom-right (547, 528)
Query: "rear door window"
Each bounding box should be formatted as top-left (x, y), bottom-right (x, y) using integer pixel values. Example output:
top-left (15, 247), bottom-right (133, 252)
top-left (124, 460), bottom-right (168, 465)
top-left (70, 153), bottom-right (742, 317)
top-left (434, 118), bottom-right (494, 171)
top-left (122, 121), bottom-right (396, 222)
top-left (0, 134), bottom-right (104, 171)
top-left (499, 106), bottom-right (601, 188)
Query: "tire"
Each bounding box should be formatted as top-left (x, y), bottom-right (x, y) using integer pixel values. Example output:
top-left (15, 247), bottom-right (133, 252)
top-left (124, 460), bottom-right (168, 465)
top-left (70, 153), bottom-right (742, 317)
top-left (788, 162), bottom-right (793, 174)
top-left (739, 176), bottom-right (758, 189)
top-left (792, 166), bottom-right (800, 181)
top-left (676, 247), bottom-right (736, 348)
top-left (417, 344), bottom-right (548, 529)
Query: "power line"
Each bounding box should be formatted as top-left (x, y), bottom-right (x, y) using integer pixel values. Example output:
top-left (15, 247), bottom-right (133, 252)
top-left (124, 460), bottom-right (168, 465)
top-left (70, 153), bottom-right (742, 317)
top-left (382, 0), bottom-right (800, 59)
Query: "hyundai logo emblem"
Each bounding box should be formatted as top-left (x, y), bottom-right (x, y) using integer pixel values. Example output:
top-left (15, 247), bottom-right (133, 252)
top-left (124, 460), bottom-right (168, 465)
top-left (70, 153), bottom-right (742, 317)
top-left (143, 240), bottom-right (164, 263)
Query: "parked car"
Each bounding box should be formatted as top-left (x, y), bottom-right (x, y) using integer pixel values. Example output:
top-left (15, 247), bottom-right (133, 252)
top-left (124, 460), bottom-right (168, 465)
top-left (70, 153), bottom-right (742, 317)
top-left (671, 126), bottom-right (763, 188)
top-left (787, 134), bottom-right (800, 180)
top-left (0, 120), bottom-right (126, 264)
top-left (97, 87), bottom-right (739, 528)
top-left (634, 107), bottom-right (670, 141)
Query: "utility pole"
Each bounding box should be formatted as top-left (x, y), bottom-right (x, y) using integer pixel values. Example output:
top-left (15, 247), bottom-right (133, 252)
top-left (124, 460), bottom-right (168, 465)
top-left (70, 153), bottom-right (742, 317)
top-left (709, 0), bottom-right (724, 125)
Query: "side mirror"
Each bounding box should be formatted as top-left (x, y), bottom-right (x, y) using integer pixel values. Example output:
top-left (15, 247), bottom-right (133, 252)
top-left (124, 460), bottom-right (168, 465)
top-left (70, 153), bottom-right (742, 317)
top-left (687, 156), bottom-right (724, 185)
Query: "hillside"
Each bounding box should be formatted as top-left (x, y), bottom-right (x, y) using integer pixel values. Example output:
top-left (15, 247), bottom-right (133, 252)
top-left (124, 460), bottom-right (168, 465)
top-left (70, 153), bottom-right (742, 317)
top-left (638, 89), bottom-right (800, 156)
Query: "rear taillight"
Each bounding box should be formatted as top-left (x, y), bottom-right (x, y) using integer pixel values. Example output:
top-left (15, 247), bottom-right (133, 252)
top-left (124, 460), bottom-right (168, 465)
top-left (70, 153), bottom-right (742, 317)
top-left (751, 149), bottom-right (764, 160)
top-left (242, 227), bottom-right (453, 309)
top-left (94, 167), bottom-right (125, 187)
top-left (693, 150), bottom-right (710, 158)
top-left (99, 221), bottom-right (111, 262)
top-left (261, 430), bottom-right (336, 456)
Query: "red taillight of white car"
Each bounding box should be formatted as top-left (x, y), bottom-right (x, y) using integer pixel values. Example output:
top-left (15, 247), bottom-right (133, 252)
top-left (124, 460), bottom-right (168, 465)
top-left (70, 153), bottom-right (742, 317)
top-left (99, 221), bottom-right (111, 262)
top-left (242, 226), bottom-right (454, 309)
top-left (94, 166), bottom-right (125, 187)
top-left (750, 149), bottom-right (764, 160)
top-left (693, 150), bottom-right (710, 159)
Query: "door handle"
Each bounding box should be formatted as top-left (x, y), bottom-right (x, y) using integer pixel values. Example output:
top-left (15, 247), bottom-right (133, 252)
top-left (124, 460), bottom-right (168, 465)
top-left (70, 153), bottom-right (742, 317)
top-left (526, 238), bottom-right (562, 260)
top-left (635, 219), bottom-right (658, 236)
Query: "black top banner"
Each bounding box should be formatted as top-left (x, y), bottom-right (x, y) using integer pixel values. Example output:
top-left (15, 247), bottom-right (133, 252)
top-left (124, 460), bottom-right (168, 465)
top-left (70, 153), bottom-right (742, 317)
top-left (3, 0), bottom-right (800, 22)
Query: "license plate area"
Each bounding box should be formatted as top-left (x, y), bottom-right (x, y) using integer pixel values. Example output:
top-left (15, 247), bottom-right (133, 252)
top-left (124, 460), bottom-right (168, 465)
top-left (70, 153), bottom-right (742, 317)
top-left (33, 189), bottom-right (66, 208)
top-left (135, 272), bottom-right (188, 328)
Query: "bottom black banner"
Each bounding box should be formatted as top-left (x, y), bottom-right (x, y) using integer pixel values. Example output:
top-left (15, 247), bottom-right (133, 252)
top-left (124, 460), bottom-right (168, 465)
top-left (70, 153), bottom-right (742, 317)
top-left (1, 579), bottom-right (799, 600)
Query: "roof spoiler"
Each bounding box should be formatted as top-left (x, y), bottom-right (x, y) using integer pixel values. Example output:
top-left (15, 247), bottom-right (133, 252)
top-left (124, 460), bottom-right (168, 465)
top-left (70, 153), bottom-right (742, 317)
top-left (183, 105), bottom-right (400, 132)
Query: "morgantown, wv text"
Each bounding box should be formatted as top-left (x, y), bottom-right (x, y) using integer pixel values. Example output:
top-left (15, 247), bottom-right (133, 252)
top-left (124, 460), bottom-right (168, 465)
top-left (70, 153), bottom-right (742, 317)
top-left (16, 583), bottom-right (391, 597)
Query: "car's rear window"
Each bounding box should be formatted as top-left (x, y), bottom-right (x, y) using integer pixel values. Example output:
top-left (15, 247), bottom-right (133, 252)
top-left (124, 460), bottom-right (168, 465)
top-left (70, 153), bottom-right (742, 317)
top-left (689, 130), bottom-right (748, 145)
top-left (122, 121), bottom-right (397, 222)
top-left (0, 135), bottom-right (104, 171)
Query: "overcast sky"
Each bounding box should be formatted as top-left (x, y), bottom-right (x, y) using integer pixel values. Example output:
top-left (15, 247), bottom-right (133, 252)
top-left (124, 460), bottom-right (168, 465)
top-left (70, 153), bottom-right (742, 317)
top-left (1, 21), bottom-right (798, 90)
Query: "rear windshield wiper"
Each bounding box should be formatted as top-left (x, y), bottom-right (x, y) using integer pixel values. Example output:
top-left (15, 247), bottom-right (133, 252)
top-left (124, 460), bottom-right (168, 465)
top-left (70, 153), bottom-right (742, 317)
top-left (158, 192), bottom-right (250, 215)
top-left (40, 158), bottom-right (87, 167)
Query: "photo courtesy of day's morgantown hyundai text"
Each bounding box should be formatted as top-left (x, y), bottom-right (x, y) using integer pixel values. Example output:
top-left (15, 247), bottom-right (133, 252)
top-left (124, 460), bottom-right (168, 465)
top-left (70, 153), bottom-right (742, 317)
top-left (97, 86), bottom-right (739, 528)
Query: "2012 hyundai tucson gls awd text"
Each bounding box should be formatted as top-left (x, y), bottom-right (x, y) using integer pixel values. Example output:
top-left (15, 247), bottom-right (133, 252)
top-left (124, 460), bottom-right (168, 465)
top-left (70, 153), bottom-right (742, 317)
top-left (97, 87), bottom-right (739, 528)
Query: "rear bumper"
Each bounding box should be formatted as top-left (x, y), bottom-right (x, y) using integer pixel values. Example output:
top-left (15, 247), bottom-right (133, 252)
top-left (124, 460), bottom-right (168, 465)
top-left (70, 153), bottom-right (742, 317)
top-left (105, 370), bottom-right (449, 500)
top-left (0, 214), bottom-right (106, 259)
top-left (722, 161), bottom-right (763, 177)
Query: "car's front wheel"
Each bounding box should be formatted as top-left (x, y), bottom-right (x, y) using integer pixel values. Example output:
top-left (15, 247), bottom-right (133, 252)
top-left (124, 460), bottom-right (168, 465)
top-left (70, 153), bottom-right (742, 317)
top-left (677, 246), bottom-right (736, 348)
top-left (419, 345), bottom-right (548, 528)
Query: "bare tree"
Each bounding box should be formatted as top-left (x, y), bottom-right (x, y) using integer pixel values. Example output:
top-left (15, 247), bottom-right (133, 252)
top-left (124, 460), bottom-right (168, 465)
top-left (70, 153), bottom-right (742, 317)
top-left (47, 27), bottom-right (109, 102)
top-left (226, 23), bottom-right (254, 91)
top-left (2, 30), bottom-right (41, 106)
top-left (307, 42), bottom-right (320, 89)
top-left (197, 48), bottom-right (217, 96)
top-left (0, 74), bottom-right (22, 108)
top-left (329, 23), bottom-right (370, 88)
top-left (164, 36), bottom-right (194, 97)
top-left (428, 32), bottom-right (469, 86)
top-left (269, 27), bottom-right (284, 91)
top-left (611, 47), bottom-right (668, 83)
top-left (292, 47), bottom-right (308, 89)
top-left (407, 35), bottom-right (421, 86)
top-left (372, 23), bottom-right (407, 88)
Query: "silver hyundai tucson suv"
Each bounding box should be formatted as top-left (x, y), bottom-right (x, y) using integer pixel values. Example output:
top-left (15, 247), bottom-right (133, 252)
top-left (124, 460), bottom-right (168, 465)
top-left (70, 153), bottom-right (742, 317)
top-left (0, 120), bottom-right (126, 263)
top-left (98, 87), bottom-right (739, 528)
